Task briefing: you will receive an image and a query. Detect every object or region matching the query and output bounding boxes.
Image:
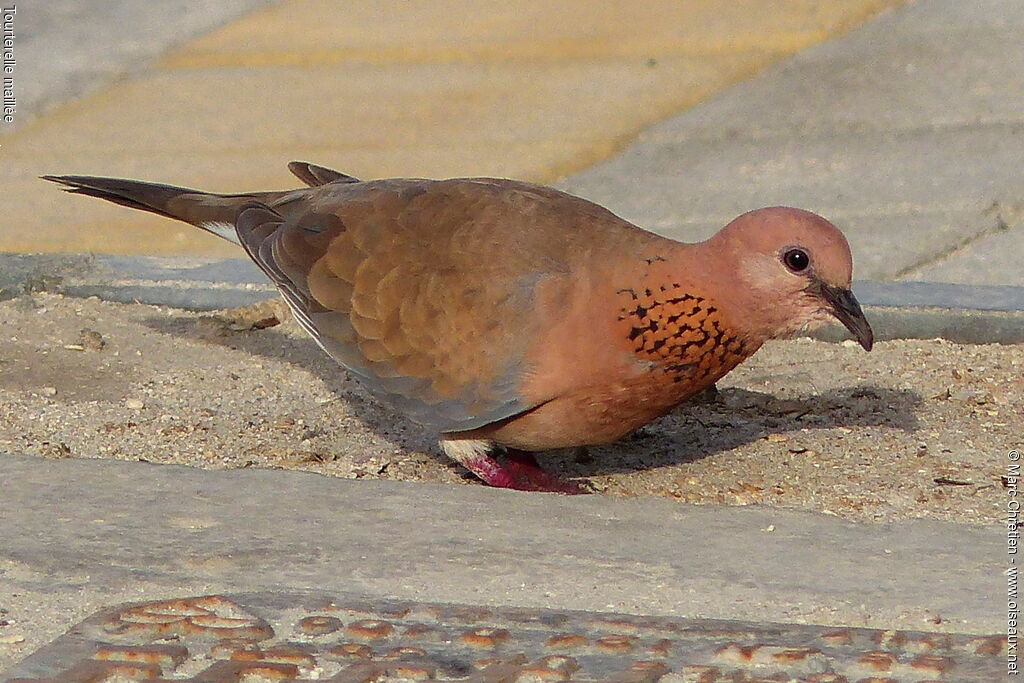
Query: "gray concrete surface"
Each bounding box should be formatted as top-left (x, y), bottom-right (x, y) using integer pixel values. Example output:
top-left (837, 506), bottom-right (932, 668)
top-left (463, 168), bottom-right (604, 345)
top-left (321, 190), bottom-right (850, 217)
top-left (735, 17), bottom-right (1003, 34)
top-left (9, 0), bottom-right (275, 129)
top-left (561, 0), bottom-right (1024, 287)
top-left (0, 456), bottom-right (999, 638)
top-left (0, 253), bottom-right (276, 310)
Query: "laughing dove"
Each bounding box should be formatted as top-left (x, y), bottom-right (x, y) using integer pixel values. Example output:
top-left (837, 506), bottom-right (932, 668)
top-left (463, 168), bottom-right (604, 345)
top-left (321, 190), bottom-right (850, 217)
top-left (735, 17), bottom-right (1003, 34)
top-left (44, 162), bottom-right (873, 493)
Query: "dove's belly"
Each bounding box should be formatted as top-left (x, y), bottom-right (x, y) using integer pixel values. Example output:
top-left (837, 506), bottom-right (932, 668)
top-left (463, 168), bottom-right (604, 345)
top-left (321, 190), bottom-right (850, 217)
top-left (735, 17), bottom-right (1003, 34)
top-left (460, 351), bottom-right (748, 451)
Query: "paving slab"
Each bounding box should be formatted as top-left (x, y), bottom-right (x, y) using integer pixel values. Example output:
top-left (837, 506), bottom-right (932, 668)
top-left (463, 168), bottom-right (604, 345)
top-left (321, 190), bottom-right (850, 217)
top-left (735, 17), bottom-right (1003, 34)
top-left (563, 115), bottom-right (1022, 284)
top-left (564, 126), bottom-right (1019, 223)
top-left (0, 453), bottom-right (1002, 676)
top-left (634, 10), bottom-right (1024, 138)
top-left (0, 253), bottom-right (275, 310)
top-left (903, 223), bottom-right (1024, 286)
top-left (9, 0), bottom-right (276, 129)
top-left (2, 592), bottom-right (1006, 682)
top-left (561, 0), bottom-right (1024, 288)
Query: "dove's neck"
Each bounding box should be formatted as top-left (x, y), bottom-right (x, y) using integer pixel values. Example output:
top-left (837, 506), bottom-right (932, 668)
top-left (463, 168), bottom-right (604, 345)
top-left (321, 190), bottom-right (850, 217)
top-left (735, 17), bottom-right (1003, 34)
top-left (596, 240), bottom-right (764, 384)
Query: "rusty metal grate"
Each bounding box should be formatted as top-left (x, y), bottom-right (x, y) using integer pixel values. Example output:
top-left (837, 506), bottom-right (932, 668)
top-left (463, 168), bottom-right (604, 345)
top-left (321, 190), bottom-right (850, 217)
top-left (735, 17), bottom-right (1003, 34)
top-left (2, 592), bottom-right (1006, 682)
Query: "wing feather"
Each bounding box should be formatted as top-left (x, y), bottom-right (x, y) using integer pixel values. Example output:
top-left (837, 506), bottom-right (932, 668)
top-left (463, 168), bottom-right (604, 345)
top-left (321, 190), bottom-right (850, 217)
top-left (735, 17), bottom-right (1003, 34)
top-left (231, 195), bottom-right (532, 432)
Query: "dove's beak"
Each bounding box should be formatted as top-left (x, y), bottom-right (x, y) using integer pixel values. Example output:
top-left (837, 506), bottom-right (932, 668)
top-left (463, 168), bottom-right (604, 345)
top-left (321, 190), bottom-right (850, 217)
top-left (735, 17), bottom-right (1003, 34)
top-left (817, 282), bottom-right (874, 351)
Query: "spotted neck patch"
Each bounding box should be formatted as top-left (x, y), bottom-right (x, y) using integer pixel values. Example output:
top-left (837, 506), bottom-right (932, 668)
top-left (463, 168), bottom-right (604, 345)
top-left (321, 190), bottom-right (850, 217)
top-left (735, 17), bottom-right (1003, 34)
top-left (616, 282), bottom-right (750, 385)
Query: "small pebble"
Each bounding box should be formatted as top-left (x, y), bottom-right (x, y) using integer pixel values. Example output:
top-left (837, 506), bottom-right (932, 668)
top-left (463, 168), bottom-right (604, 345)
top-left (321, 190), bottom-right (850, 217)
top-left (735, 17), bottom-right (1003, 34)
top-left (0, 633), bottom-right (25, 644)
top-left (78, 329), bottom-right (106, 351)
top-left (41, 386), bottom-right (57, 397)
top-left (40, 442), bottom-right (72, 458)
top-left (125, 398), bottom-right (145, 410)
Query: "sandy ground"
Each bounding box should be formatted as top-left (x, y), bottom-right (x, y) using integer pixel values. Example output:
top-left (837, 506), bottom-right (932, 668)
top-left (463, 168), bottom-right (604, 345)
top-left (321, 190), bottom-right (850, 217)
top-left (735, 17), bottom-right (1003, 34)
top-left (0, 291), bottom-right (1018, 525)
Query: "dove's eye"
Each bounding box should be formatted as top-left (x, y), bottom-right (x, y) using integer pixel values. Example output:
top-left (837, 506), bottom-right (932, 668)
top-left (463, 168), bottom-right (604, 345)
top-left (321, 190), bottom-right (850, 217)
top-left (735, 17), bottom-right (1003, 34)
top-left (783, 248), bottom-right (810, 273)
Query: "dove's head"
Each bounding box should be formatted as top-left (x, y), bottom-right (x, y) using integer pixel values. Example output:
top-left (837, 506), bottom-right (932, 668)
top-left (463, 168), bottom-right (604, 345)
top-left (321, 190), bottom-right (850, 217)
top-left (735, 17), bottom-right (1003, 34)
top-left (708, 206), bottom-right (873, 350)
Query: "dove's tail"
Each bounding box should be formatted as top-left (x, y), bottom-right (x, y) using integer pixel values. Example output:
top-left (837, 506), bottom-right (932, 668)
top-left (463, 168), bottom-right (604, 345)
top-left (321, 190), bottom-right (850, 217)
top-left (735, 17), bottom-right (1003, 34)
top-left (42, 162), bottom-right (358, 245)
top-left (40, 174), bottom-right (256, 245)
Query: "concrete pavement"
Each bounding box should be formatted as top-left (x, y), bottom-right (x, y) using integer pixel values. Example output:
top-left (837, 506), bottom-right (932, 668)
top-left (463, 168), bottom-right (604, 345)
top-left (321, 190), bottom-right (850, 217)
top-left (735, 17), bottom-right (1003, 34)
top-left (562, 0), bottom-right (1024, 287)
top-left (0, 455), bottom-right (1002, 677)
top-left (1, 0), bottom-right (898, 255)
top-left (9, 0), bottom-right (274, 131)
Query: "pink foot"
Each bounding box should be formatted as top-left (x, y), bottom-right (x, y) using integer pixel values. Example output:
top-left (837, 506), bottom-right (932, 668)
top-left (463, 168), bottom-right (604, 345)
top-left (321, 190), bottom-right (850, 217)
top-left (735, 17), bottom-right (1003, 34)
top-left (440, 438), bottom-right (589, 494)
top-left (467, 454), bottom-right (587, 493)
top-left (458, 453), bottom-right (519, 489)
top-left (502, 449), bottom-right (590, 494)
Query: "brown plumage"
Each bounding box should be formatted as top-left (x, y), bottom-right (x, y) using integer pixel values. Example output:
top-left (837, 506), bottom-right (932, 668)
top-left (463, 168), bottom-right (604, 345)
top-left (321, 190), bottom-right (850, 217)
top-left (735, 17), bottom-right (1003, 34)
top-left (43, 162), bottom-right (873, 493)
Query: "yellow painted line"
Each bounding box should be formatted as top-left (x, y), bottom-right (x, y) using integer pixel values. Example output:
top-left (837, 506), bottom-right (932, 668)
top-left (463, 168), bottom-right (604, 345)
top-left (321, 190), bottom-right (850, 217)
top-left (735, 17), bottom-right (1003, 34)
top-left (162, 0), bottom-right (895, 68)
top-left (160, 32), bottom-right (847, 69)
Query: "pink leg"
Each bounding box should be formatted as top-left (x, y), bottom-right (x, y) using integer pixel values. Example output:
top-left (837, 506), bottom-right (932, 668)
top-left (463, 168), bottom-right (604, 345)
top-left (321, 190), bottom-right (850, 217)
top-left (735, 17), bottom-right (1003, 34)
top-left (459, 453), bottom-right (518, 489)
top-left (503, 449), bottom-right (589, 494)
top-left (440, 439), bottom-right (588, 494)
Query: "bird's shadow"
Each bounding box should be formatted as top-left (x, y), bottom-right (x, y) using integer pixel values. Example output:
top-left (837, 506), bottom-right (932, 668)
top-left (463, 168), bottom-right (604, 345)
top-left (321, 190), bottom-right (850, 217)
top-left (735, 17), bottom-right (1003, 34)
top-left (142, 311), bottom-right (439, 455)
top-left (550, 384), bottom-right (921, 479)
top-left (143, 311), bottom-right (921, 480)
